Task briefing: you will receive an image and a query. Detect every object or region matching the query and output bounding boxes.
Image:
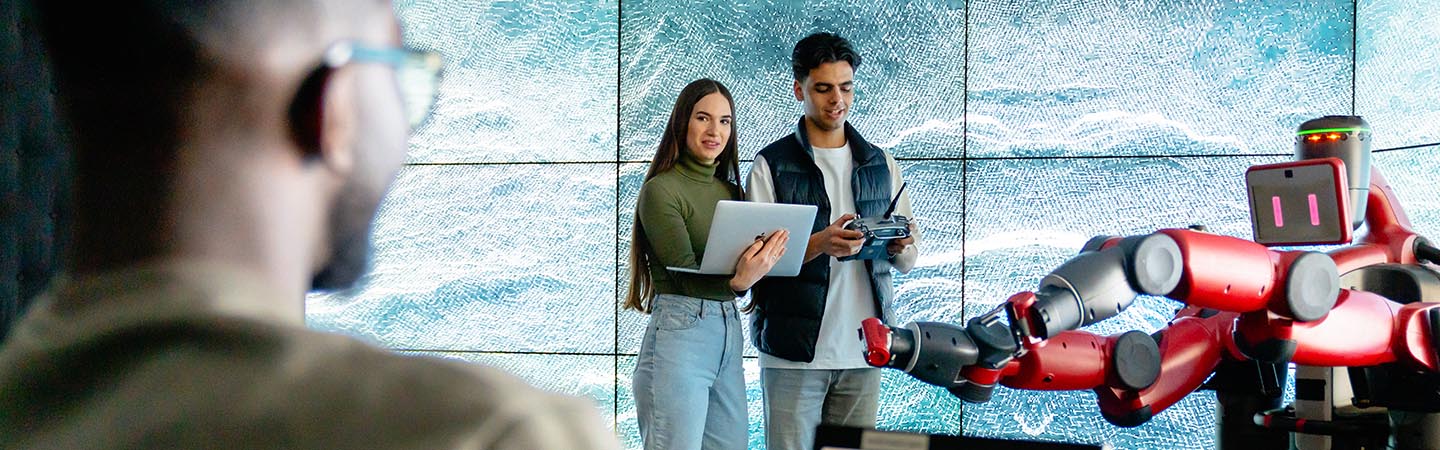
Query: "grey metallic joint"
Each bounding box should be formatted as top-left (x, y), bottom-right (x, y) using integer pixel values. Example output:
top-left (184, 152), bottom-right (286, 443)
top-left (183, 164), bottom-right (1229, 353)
top-left (1121, 233), bottom-right (1184, 297)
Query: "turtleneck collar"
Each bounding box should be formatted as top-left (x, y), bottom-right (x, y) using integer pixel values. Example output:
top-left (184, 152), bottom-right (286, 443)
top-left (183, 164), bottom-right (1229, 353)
top-left (676, 150), bottom-right (719, 183)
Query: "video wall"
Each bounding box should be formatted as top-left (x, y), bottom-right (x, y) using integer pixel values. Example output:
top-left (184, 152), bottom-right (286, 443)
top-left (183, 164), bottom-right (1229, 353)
top-left (305, 0), bottom-right (1440, 448)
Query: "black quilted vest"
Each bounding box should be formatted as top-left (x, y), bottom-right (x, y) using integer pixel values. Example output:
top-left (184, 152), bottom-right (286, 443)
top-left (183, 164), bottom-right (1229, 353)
top-left (750, 117), bottom-right (896, 362)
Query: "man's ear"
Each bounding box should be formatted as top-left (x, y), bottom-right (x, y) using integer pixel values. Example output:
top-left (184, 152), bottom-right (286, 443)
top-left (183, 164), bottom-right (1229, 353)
top-left (793, 79), bottom-right (804, 101)
top-left (288, 66), bottom-right (355, 174)
top-left (289, 66), bottom-right (332, 162)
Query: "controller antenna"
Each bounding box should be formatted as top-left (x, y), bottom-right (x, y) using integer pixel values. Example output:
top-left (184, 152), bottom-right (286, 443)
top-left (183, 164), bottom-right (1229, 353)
top-left (884, 182), bottom-right (908, 219)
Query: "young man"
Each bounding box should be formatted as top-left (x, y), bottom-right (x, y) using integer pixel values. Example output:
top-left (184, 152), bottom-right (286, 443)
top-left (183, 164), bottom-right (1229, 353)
top-left (0, 2), bottom-right (616, 449)
top-left (747, 32), bottom-right (920, 450)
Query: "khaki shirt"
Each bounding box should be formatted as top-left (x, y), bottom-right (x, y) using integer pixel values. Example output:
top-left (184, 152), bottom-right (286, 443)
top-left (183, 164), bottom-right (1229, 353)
top-left (0, 262), bottom-right (619, 450)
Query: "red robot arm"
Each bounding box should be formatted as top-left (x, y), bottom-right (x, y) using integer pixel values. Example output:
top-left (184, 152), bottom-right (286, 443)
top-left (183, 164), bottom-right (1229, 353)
top-left (860, 227), bottom-right (1313, 424)
top-left (859, 169), bottom-right (1440, 427)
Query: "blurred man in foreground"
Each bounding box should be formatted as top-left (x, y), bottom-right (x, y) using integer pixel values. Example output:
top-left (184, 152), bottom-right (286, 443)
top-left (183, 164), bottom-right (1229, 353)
top-left (0, 2), bottom-right (618, 448)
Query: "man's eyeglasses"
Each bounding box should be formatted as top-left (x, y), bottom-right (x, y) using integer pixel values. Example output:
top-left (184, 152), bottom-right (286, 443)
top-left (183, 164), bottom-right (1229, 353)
top-left (322, 41), bottom-right (443, 128)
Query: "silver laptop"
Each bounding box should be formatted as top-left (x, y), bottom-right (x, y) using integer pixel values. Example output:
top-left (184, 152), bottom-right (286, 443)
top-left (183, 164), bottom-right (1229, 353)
top-left (667, 201), bottom-right (817, 277)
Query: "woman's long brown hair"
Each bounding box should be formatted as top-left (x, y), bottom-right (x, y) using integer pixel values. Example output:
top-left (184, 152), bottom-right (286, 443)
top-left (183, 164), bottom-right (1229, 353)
top-left (623, 79), bottom-right (743, 313)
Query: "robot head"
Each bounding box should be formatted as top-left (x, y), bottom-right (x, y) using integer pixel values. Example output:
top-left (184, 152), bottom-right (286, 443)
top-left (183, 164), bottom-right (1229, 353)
top-left (1296, 115), bottom-right (1372, 229)
top-left (1246, 116), bottom-right (1372, 246)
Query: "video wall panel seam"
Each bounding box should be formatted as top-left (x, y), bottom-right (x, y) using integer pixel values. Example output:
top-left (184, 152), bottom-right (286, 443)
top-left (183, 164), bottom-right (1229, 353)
top-left (397, 150), bottom-right (1405, 168)
top-left (394, 144), bottom-right (1428, 170)
top-left (614, 0), bottom-right (625, 432)
top-left (1351, 0), bottom-right (1359, 116)
top-left (959, 0), bottom-right (973, 427)
top-left (1374, 142), bottom-right (1440, 153)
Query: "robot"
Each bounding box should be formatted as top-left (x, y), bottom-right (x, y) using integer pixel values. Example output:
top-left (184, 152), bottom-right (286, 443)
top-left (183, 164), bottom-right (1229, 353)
top-left (859, 116), bottom-right (1440, 449)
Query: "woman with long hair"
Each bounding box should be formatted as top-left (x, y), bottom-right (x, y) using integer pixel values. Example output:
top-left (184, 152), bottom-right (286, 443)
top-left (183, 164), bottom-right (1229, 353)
top-left (625, 79), bottom-right (789, 449)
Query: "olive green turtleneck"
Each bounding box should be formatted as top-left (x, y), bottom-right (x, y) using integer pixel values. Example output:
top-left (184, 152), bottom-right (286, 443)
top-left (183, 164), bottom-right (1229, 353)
top-left (636, 152), bottom-right (741, 302)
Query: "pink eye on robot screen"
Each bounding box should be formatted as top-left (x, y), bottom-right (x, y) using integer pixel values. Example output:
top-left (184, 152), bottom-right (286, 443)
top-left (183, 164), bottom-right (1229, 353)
top-left (1246, 158), bottom-right (1351, 246)
top-left (1308, 193), bottom-right (1320, 226)
top-left (1271, 196), bottom-right (1283, 228)
top-left (1269, 194), bottom-right (1324, 229)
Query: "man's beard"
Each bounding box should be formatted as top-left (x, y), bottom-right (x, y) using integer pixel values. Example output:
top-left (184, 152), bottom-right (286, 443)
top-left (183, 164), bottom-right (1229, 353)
top-left (310, 176), bottom-right (382, 292)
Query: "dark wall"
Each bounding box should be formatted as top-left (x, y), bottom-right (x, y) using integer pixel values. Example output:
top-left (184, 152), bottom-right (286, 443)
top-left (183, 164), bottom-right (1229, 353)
top-left (1, 1), bottom-right (69, 341)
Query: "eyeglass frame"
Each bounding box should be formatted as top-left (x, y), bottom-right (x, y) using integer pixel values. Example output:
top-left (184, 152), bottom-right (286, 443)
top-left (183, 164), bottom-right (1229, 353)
top-left (319, 40), bottom-right (444, 129)
top-left (287, 41), bottom-right (442, 157)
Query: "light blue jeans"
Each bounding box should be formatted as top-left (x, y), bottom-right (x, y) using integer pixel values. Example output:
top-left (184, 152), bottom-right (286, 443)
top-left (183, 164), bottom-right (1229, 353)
top-left (633, 294), bottom-right (747, 450)
top-left (762, 367), bottom-right (881, 450)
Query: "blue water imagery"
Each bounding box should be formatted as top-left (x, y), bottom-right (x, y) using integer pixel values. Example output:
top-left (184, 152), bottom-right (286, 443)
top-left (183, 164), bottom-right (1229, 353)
top-left (621, 0), bottom-right (969, 161)
top-left (1356, 0), bottom-right (1440, 150)
top-left (306, 165), bottom-right (619, 353)
top-left (299, 1), bottom-right (1440, 449)
top-left (395, 0), bottom-right (618, 163)
top-left (966, 0), bottom-right (1352, 158)
top-left (1375, 148), bottom-right (1440, 240)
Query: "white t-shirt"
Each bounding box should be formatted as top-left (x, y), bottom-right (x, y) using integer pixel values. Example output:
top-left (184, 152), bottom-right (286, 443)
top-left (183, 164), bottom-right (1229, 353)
top-left (747, 143), bottom-right (919, 370)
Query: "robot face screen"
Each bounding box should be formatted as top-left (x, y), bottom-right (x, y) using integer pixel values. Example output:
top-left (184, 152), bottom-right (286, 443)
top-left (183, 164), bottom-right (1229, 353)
top-left (1246, 158), bottom-right (1351, 246)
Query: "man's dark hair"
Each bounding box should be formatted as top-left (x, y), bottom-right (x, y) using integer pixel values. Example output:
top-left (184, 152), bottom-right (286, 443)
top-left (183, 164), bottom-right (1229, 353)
top-left (33, 2), bottom-right (209, 270)
top-left (791, 32), bottom-right (861, 82)
top-left (31, 0), bottom-right (330, 272)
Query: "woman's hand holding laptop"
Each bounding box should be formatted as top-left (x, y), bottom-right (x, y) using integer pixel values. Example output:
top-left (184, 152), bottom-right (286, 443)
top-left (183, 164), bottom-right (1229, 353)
top-left (728, 229), bottom-right (790, 292)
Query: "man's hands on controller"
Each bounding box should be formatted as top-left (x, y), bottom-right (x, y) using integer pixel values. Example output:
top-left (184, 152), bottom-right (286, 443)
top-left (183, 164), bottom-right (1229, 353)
top-left (886, 222), bottom-right (917, 256)
top-left (806, 213), bottom-right (865, 262)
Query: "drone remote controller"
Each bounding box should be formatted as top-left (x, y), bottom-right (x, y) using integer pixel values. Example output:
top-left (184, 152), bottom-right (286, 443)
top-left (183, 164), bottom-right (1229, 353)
top-left (839, 183), bottom-right (912, 262)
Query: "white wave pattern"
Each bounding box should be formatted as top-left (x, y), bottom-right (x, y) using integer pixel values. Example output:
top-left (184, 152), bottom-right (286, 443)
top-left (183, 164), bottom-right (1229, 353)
top-left (1357, 0), bottom-right (1440, 149)
top-left (396, 0), bottom-right (618, 163)
top-left (964, 110), bottom-right (1251, 155)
